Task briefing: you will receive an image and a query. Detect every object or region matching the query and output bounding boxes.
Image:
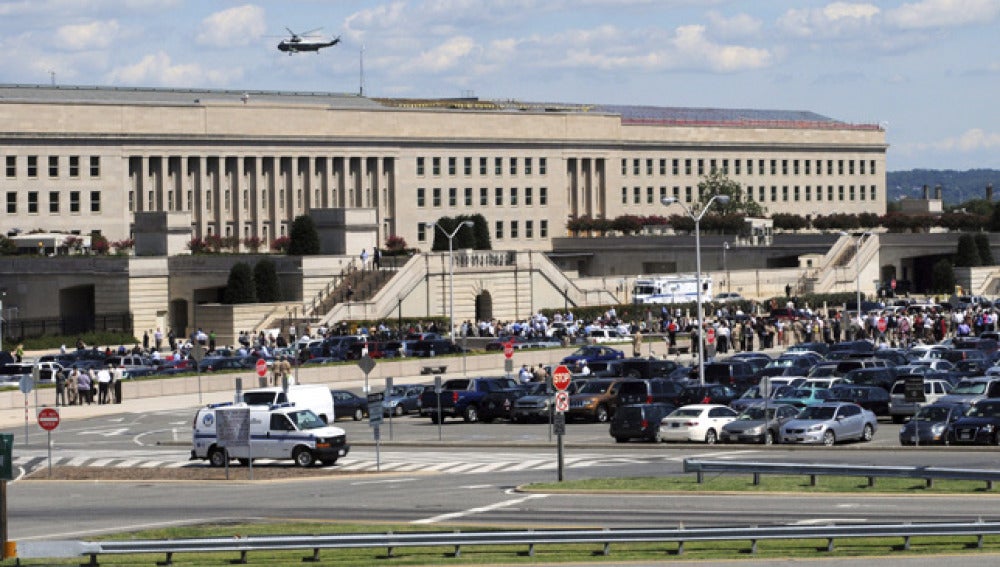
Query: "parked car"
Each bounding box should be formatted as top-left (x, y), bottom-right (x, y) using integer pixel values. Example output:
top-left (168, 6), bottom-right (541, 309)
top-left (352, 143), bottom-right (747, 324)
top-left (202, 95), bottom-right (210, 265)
top-left (381, 384), bottom-right (424, 416)
top-left (842, 367), bottom-right (897, 392)
top-left (772, 387), bottom-right (836, 408)
top-left (658, 404), bottom-right (739, 444)
top-left (827, 385), bottom-right (892, 417)
top-left (512, 382), bottom-right (576, 423)
top-left (616, 358), bottom-right (680, 379)
top-left (899, 401), bottom-right (970, 445)
top-left (713, 292), bottom-right (744, 303)
top-left (609, 403), bottom-right (675, 443)
top-left (695, 361), bottom-right (758, 392)
top-left (583, 328), bottom-right (631, 344)
top-left (197, 356), bottom-right (250, 372)
top-left (780, 402), bottom-right (878, 446)
top-left (560, 346), bottom-right (625, 367)
top-left (567, 378), bottom-right (631, 422)
top-left (616, 378), bottom-right (687, 407)
top-left (890, 378), bottom-right (955, 423)
top-left (938, 376), bottom-right (1000, 405)
top-left (678, 384), bottom-right (739, 407)
top-left (331, 389), bottom-right (368, 421)
top-left (720, 403), bottom-right (801, 445)
top-left (946, 399), bottom-right (1000, 445)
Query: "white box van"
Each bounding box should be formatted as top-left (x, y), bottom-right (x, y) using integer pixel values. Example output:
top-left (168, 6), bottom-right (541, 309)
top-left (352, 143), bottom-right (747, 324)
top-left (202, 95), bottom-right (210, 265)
top-left (191, 402), bottom-right (350, 467)
top-left (240, 385), bottom-right (335, 423)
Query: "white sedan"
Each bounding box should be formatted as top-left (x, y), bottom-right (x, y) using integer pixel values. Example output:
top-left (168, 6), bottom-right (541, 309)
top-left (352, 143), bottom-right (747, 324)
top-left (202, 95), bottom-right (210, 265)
top-left (659, 404), bottom-right (739, 444)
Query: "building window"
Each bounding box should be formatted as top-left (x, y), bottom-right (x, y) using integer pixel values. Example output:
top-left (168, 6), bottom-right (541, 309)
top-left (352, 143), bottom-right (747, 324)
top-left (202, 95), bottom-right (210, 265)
top-left (495, 157), bottom-right (502, 175)
top-left (206, 189), bottom-right (213, 210)
top-left (859, 184), bottom-right (865, 200)
top-left (633, 186), bottom-right (640, 204)
top-left (804, 160), bottom-right (811, 175)
top-left (647, 186), bottom-right (654, 204)
top-left (622, 159), bottom-right (629, 176)
top-left (48, 156), bottom-right (59, 177)
top-left (540, 219), bottom-right (548, 238)
top-left (70, 191), bottom-right (80, 212)
top-left (746, 159), bottom-right (753, 175)
top-left (794, 160), bottom-right (800, 175)
top-left (27, 155), bottom-right (38, 177)
top-left (646, 159), bottom-right (653, 175)
top-left (464, 187), bottom-right (472, 206)
top-left (672, 159), bottom-right (679, 175)
top-left (815, 185), bottom-right (822, 202)
top-left (526, 220), bottom-right (533, 239)
top-left (463, 157), bottom-right (472, 175)
top-left (782, 186), bottom-right (789, 201)
top-left (495, 187), bottom-right (503, 206)
top-left (479, 157), bottom-right (487, 175)
top-left (448, 187), bottom-right (456, 207)
top-left (660, 186), bottom-right (667, 201)
top-left (417, 223), bottom-right (427, 242)
top-left (480, 187), bottom-right (488, 206)
top-left (838, 185), bottom-right (845, 201)
top-left (6, 192), bottom-right (15, 213)
top-left (758, 159), bottom-right (765, 175)
top-left (685, 186), bottom-right (692, 202)
top-left (805, 186), bottom-right (811, 201)
top-left (839, 160), bottom-right (845, 175)
top-left (697, 159), bottom-right (704, 176)
top-left (510, 220), bottom-right (518, 239)
top-left (633, 159), bottom-right (640, 175)
top-left (734, 159), bottom-right (741, 175)
top-left (28, 191), bottom-right (38, 213)
top-left (510, 157), bottom-right (517, 176)
top-left (849, 160), bottom-right (855, 175)
top-left (849, 185), bottom-right (856, 200)
top-left (539, 157), bottom-right (547, 175)
top-left (510, 187), bottom-right (518, 206)
top-left (495, 220), bottom-right (503, 239)
top-left (5, 156), bottom-right (15, 177)
top-left (49, 191), bottom-right (59, 213)
top-left (621, 187), bottom-right (627, 204)
top-left (827, 160), bottom-right (834, 175)
top-left (827, 186), bottom-right (834, 201)
top-left (769, 160), bottom-right (776, 175)
top-left (759, 186), bottom-right (765, 202)
top-left (859, 160), bottom-right (866, 175)
top-left (781, 160), bottom-right (788, 175)
top-left (417, 188), bottom-right (425, 207)
top-left (432, 187), bottom-right (441, 207)
top-left (673, 186), bottom-right (680, 199)
top-left (871, 185), bottom-right (877, 200)
top-left (870, 160), bottom-right (876, 174)
top-left (710, 159), bottom-right (717, 174)
top-left (539, 187), bottom-right (547, 205)
top-left (525, 187), bottom-right (533, 206)
top-left (525, 158), bottom-right (532, 175)
top-left (89, 156), bottom-right (100, 177)
top-left (684, 159), bottom-right (692, 175)
top-left (771, 186), bottom-right (777, 201)
top-left (448, 157), bottom-right (456, 175)
top-left (746, 186), bottom-right (754, 201)
top-left (794, 186), bottom-right (800, 201)
top-left (432, 157), bottom-right (441, 176)
top-left (659, 159), bottom-right (667, 175)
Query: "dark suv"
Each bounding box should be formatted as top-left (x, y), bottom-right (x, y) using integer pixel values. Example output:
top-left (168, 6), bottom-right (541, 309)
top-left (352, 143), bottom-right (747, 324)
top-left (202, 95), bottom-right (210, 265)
top-left (609, 403), bottom-right (675, 443)
top-left (410, 339), bottom-right (462, 357)
top-left (616, 378), bottom-right (687, 407)
top-left (696, 361), bottom-right (757, 392)
top-left (617, 358), bottom-right (680, 379)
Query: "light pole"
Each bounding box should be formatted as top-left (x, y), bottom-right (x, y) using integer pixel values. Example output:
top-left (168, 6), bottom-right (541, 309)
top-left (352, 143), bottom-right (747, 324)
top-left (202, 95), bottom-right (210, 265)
top-left (840, 230), bottom-right (872, 337)
top-left (723, 241), bottom-right (730, 294)
top-left (0, 291), bottom-right (5, 353)
top-left (425, 220), bottom-right (474, 343)
top-left (662, 194), bottom-right (730, 385)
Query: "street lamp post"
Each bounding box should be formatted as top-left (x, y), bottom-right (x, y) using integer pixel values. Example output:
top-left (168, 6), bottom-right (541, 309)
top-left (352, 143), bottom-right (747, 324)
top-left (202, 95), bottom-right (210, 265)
top-left (840, 231), bottom-right (873, 338)
top-left (662, 194), bottom-right (730, 385)
top-left (425, 221), bottom-right (474, 343)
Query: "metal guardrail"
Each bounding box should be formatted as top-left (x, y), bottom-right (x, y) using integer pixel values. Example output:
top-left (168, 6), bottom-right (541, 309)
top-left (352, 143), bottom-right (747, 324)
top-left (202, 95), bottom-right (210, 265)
top-left (684, 459), bottom-right (1000, 489)
top-left (17, 522), bottom-right (1000, 565)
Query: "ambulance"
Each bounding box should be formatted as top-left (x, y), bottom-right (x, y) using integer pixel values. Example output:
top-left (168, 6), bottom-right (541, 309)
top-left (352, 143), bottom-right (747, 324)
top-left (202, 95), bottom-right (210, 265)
top-left (191, 402), bottom-right (350, 467)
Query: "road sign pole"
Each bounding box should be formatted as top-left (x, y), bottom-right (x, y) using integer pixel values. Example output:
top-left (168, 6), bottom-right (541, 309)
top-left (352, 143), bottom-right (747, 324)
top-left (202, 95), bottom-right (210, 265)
top-left (557, 428), bottom-right (564, 482)
top-left (22, 396), bottom-right (27, 447)
top-left (46, 431), bottom-right (51, 478)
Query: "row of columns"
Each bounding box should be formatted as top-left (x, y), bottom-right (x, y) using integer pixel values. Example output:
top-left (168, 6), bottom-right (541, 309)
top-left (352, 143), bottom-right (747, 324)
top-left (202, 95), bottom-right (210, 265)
top-left (128, 154), bottom-right (395, 244)
top-left (567, 157), bottom-right (607, 220)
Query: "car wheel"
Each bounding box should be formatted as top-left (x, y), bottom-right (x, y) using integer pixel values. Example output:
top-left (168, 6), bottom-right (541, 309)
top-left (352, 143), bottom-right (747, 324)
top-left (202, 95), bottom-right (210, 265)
top-left (595, 405), bottom-right (609, 423)
top-left (764, 430), bottom-right (774, 445)
top-left (353, 407), bottom-right (364, 421)
top-left (614, 436), bottom-right (627, 443)
top-left (892, 415), bottom-right (905, 424)
top-left (237, 458), bottom-right (251, 467)
top-left (394, 405), bottom-right (405, 417)
top-left (293, 447), bottom-right (316, 467)
top-left (862, 424), bottom-right (874, 442)
top-left (464, 405), bottom-right (479, 423)
top-left (705, 429), bottom-right (718, 444)
top-left (319, 459), bottom-right (337, 466)
top-left (430, 413), bottom-right (441, 424)
top-left (822, 430), bottom-right (836, 446)
top-left (208, 448), bottom-right (228, 468)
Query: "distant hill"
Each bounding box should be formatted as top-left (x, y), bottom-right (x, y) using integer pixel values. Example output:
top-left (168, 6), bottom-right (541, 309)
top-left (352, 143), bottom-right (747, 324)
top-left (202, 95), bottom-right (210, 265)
top-left (887, 169), bottom-right (1000, 205)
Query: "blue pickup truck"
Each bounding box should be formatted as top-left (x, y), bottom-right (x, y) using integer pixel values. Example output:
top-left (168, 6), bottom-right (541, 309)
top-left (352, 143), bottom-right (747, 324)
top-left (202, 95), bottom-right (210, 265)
top-left (418, 377), bottom-right (524, 423)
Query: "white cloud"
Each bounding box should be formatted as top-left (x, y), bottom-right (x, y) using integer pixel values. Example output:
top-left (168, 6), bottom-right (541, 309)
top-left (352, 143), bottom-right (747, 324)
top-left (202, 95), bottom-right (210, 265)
top-left (886, 0), bottom-right (1000, 29)
top-left (105, 51), bottom-right (242, 86)
top-left (706, 11), bottom-right (763, 38)
top-left (54, 19), bottom-right (120, 50)
top-left (777, 3), bottom-right (881, 38)
top-left (935, 129), bottom-right (1000, 152)
top-left (671, 25), bottom-right (772, 72)
top-left (411, 36), bottom-right (477, 73)
top-left (196, 4), bottom-right (266, 47)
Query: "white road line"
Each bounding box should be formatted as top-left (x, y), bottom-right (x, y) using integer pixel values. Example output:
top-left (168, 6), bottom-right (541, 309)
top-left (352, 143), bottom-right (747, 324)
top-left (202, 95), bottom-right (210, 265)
top-left (503, 459), bottom-right (549, 471)
top-left (412, 494), bottom-right (549, 524)
top-left (114, 459), bottom-right (140, 468)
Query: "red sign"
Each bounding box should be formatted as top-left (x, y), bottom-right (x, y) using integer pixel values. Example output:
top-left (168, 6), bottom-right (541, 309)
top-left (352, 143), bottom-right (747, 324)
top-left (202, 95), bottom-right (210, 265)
top-left (706, 327), bottom-right (716, 345)
top-left (890, 278), bottom-right (897, 290)
top-left (552, 365), bottom-right (572, 391)
top-left (877, 317), bottom-right (888, 333)
top-left (255, 358), bottom-right (268, 377)
top-left (37, 407), bottom-right (60, 431)
top-left (503, 341), bottom-right (514, 359)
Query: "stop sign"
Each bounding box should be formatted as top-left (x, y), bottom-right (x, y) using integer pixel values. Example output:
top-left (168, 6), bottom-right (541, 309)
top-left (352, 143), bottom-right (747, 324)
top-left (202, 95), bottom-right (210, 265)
top-left (552, 365), bottom-right (572, 391)
top-left (503, 341), bottom-right (514, 359)
top-left (877, 317), bottom-right (888, 333)
top-left (38, 407), bottom-right (60, 431)
top-left (255, 358), bottom-right (268, 377)
top-left (706, 327), bottom-right (716, 345)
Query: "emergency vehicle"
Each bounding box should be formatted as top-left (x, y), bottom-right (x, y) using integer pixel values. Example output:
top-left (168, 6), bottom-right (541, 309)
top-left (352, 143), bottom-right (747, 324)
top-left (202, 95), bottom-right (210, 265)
top-left (632, 274), bottom-right (713, 305)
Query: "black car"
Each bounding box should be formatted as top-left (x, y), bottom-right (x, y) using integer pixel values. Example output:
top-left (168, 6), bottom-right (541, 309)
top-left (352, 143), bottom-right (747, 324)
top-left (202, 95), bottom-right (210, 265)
top-left (695, 361), bottom-right (757, 392)
top-left (842, 367), bottom-right (897, 392)
top-left (827, 385), bottom-right (891, 417)
top-left (409, 339), bottom-right (462, 357)
top-left (331, 389), bottom-right (368, 421)
top-left (616, 378), bottom-right (687, 407)
top-left (899, 401), bottom-right (970, 445)
top-left (609, 403), bottom-right (675, 443)
top-left (678, 384), bottom-right (739, 406)
top-left (947, 399), bottom-right (1000, 445)
top-left (616, 358), bottom-right (680, 379)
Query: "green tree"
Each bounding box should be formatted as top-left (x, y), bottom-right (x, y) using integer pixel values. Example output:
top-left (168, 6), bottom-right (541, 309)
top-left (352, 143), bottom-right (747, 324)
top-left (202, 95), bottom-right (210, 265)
top-left (954, 233), bottom-right (981, 267)
top-left (975, 233), bottom-right (995, 265)
top-left (931, 259), bottom-right (956, 294)
top-left (288, 215), bottom-right (320, 255)
top-left (223, 262), bottom-right (257, 304)
top-left (253, 258), bottom-right (281, 302)
top-left (0, 236), bottom-right (16, 255)
top-left (429, 215), bottom-right (491, 251)
top-left (696, 170), bottom-right (765, 217)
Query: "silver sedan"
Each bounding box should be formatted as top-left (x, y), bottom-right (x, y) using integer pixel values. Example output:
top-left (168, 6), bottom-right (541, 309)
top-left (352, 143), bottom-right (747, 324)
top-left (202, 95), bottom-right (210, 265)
top-left (780, 402), bottom-right (877, 446)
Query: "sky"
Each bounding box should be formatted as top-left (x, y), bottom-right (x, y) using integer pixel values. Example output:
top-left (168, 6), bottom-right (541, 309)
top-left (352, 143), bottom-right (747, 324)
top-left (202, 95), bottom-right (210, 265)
top-left (0, 0), bottom-right (998, 171)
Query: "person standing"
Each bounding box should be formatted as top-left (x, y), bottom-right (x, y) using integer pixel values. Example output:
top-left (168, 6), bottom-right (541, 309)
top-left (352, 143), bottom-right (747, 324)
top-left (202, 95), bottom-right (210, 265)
top-left (279, 356), bottom-right (294, 385)
top-left (54, 368), bottom-right (67, 406)
top-left (111, 363), bottom-right (124, 404)
top-left (632, 328), bottom-right (643, 358)
top-left (96, 366), bottom-right (112, 404)
top-left (154, 328), bottom-right (164, 352)
top-left (360, 248), bottom-right (369, 269)
top-left (373, 248), bottom-right (381, 270)
top-left (142, 330), bottom-right (150, 352)
top-left (67, 368), bottom-right (79, 406)
top-left (77, 369), bottom-right (93, 405)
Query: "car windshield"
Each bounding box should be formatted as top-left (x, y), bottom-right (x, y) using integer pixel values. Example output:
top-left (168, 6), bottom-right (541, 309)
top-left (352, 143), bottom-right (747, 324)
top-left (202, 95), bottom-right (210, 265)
top-left (577, 381), bottom-right (611, 394)
top-left (524, 383), bottom-right (550, 396)
top-left (786, 388), bottom-right (817, 398)
top-left (798, 406), bottom-right (837, 420)
top-left (967, 403), bottom-right (1000, 418)
top-left (767, 359), bottom-right (795, 368)
top-left (808, 365), bottom-right (839, 378)
top-left (243, 392), bottom-right (279, 405)
top-left (915, 406), bottom-right (952, 422)
top-left (951, 382), bottom-right (988, 395)
top-left (288, 410), bottom-right (326, 430)
top-left (737, 406), bottom-right (777, 421)
top-left (669, 408), bottom-right (703, 418)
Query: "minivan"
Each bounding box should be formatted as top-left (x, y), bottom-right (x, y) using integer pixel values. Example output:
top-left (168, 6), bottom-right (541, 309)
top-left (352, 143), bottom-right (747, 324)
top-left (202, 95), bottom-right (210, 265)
top-left (609, 403), bottom-right (675, 443)
top-left (616, 378), bottom-right (687, 407)
top-left (889, 378), bottom-right (953, 423)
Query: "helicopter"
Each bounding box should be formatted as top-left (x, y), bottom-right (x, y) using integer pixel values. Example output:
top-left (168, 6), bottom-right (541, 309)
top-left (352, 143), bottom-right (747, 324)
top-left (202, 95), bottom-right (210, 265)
top-left (276, 27), bottom-right (340, 54)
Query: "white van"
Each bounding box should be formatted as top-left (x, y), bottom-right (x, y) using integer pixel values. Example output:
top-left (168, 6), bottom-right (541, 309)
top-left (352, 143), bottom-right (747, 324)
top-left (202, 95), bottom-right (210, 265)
top-left (240, 385), bottom-right (335, 423)
top-left (191, 402), bottom-right (350, 467)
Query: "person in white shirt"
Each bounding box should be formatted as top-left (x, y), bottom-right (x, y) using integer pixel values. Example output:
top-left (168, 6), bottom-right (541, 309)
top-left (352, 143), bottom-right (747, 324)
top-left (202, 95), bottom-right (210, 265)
top-left (96, 367), bottom-right (112, 404)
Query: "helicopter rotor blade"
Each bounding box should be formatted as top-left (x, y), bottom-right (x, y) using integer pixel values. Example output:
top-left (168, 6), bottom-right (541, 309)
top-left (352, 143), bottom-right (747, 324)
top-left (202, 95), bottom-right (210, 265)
top-left (300, 27), bottom-right (323, 37)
